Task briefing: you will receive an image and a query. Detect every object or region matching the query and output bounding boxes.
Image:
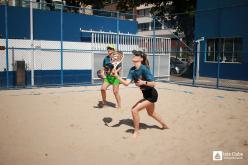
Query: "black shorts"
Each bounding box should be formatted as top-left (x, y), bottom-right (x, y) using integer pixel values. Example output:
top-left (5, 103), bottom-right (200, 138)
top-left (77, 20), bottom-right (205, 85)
top-left (142, 87), bottom-right (158, 103)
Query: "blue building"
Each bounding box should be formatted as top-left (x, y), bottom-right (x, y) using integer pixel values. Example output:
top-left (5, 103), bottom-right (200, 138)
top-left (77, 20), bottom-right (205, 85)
top-left (195, 0), bottom-right (248, 81)
top-left (0, 5), bottom-right (137, 41)
top-left (0, 5), bottom-right (137, 87)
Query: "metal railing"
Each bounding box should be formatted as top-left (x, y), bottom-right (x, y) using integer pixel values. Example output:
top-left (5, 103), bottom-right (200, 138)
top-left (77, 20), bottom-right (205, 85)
top-left (79, 29), bottom-right (171, 82)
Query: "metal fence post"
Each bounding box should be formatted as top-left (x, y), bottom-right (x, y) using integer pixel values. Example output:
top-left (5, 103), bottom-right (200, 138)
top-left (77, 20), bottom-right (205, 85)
top-left (91, 33), bottom-right (94, 84)
top-left (4, 1), bottom-right (9, 88)
top-left (216, 39), bottom-right (220, 88)
top-left (30, 0), bottom-right (35, 87)
top-left (60, 3), bottom-right (64, 85)
top-left (152, 16), bottom-right (156, 76)
top-left (216, 2), bottom-right (221, 89)
top-left (192, 42), bottom-right (197, 86)
top-left (116, 11), bottom-right (119, 50)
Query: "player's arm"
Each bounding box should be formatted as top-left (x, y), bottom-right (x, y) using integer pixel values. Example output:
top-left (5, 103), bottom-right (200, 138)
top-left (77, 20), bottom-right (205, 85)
top-left (115, 66), bottom-right (122, 73)
top-left (116, 75), bottom-right (131, 86)
top-left (97, 59), bottom-right (106, 78)
top-left (114, 62), bottom-right (122, 74)
top-left (135, 80), bottom-right (156, 87)
top-left (111, 66), bottom-right (121, 75)
top-left (120, 78), bottom-right (131, 86)
top-left (113, 70), bottom-right (131, 86)
top-left (135, 67), bottom-right (156, 87)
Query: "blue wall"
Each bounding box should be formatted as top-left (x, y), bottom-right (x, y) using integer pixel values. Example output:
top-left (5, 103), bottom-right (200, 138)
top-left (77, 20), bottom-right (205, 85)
top-left (0, 5), bottom-right (137, 87)
top-left (0, 70), bottom-right (91, 87)
top-left (195, 0), bottom-right (248, 80)
top-left (0, 5), bottom-right (137, 41)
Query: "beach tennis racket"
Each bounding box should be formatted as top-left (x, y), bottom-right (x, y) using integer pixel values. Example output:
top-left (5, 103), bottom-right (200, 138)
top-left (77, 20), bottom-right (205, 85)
top-left (111, 51), bottom-right (124, 70)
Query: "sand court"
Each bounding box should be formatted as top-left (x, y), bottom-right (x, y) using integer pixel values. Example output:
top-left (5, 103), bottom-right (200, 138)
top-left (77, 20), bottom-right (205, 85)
top-left (0, 83), bottom-right (247, 165)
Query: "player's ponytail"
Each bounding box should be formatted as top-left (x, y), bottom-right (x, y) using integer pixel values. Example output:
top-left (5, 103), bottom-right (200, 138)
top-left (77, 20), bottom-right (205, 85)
top-left (141, 53), bottom-right (150, 68)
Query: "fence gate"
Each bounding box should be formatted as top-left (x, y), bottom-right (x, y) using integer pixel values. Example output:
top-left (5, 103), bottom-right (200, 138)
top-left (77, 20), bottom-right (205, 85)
top-left (80, 29), bottom-right (171, 83)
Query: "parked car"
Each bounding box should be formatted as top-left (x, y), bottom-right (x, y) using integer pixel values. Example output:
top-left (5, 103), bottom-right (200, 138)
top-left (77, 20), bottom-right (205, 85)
top-left (170, 57), bottom-right (187, 75)
top-left (178, 58), bottom-right (187, 63)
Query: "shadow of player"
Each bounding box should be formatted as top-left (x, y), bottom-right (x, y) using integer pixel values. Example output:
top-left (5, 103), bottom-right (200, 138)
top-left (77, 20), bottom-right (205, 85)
top-left (94, 101), bottom-right (116, 109)
top-left (102, 117), bottom-right (163, 133)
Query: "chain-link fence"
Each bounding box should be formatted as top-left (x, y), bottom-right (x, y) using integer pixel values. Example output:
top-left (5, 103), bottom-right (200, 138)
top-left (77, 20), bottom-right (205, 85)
top-left (0, 0), bottom-right (247, 91)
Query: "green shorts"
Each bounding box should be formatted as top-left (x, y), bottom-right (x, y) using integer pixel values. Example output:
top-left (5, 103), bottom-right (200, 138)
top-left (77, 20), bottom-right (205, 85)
top-left (104, 75), bottom-right (120, 86)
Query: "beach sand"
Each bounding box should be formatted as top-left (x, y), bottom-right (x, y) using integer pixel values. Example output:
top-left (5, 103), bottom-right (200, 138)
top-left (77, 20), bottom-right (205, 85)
top-left (0, 83), bottom-right (247, 165)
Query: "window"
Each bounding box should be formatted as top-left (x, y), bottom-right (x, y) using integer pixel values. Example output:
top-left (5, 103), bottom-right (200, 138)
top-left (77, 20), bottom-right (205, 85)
top-left (144, 9), bottom-right (150, 16)
top-left (206, 38), bottom-right (242, 63)
top-left (151, 20), bottom-right (162, 30)
top-left (137, 9), bottom-right (150, 17)
top-left (170, 57), bottom-right (183, 65)
top-left (137, 10), bottom-right (143, 17)
top-left (233, 38), bottom-right (242, 62)
top-left (206, 39), bottom-right (218, 62)
top-left (138, 23), bottom-right (150, 31)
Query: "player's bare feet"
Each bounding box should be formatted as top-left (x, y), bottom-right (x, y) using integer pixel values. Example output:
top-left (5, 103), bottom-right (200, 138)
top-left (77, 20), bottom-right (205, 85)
top-left (115, 106), bottom-right (124, 114)
top-left (115, 104), bottom-right (122, 110)
top-left (161, 123), bottom-right (169, 129)
top-left (132, 131), bottom-right (139, 138)
top-left (98, 101), bottom-right (106, 108)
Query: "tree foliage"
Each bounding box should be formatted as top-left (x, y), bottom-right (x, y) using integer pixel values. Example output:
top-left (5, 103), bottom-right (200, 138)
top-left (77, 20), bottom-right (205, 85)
top-left (117, 0), bottom-right (196, 45)
top-left (48, 0), bottom-right (196, 45)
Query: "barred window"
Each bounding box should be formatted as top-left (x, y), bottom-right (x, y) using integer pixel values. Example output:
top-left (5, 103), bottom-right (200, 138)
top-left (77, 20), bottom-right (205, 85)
top-left (138, 23), bottom-right (150, 31)
top-left (206, 38), bottom-right (242, 63)
top-left (151, 20), bottom-right (162, 30)
top-left (137, 9), bottom-right (150, 17)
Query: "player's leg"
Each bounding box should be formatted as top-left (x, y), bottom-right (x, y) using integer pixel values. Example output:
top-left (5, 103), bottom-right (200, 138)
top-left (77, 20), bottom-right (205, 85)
top-left (146, 103), bottom-right (168, 129)
top-left (131, 100), bottom-right (153, 138)
top-left (100, 81), bottom-right (110, 106)
top-left (112, 84), bottom-right (121, 108)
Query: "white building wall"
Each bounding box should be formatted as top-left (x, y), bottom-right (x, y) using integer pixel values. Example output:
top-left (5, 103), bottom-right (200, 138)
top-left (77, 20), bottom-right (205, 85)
top-left (136, 4), bottom-right (176, 37)
top-left (0, 39), bottom-right (92, 71)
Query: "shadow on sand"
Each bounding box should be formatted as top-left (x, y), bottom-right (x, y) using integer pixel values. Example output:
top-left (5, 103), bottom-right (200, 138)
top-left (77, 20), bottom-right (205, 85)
top-left (93, 101), bottom-right (116, 109)
top-left (102, 117), bottom-right (163, 134)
